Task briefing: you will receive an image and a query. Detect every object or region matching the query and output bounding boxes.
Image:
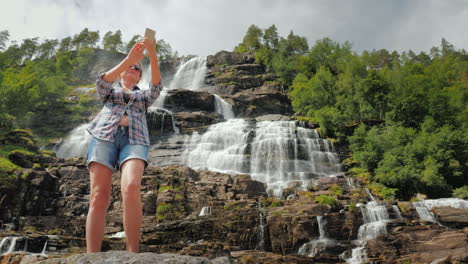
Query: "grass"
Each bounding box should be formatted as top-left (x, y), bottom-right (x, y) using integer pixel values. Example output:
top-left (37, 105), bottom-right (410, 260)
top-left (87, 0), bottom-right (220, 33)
top-left (315, 195), bottom-right (337, 207)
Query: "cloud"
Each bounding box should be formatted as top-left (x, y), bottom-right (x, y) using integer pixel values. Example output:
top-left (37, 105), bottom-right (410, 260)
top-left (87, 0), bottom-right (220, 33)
top-left (0, 0), bottom-right (467, 56)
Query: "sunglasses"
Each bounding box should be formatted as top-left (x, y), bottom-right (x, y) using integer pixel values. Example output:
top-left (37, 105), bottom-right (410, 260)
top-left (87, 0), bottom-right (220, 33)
top-left (130, 65), bottom-right (142, 72)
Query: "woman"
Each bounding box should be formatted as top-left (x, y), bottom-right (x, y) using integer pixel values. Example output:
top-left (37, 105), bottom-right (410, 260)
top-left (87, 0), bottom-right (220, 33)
top-left (85, 37), bottom-right (162, 253)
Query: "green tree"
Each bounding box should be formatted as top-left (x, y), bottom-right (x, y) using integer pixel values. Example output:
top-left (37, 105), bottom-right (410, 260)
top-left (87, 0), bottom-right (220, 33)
top-left (156, 39), bottom-right (174, 62)
top-left (20, 38), bottom-right (39, 62)
top-left (126, 34), bottom-right (141, 53)
top-left (58, 37), bottom-right (72, 52)
top-left (235, 24), bottom-right (263, 52)
top-left (36, 39), bottom-right (58, 60)
top-left (263, 24), bottom-right (279, 49)
top-left (103, 30), bottom-right (123, 52)
top-left (0, 30), bottom-right (9, 51)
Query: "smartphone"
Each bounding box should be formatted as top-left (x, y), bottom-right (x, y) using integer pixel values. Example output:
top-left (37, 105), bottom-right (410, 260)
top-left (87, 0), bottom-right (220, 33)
top-left (145, 28), bottom-right (156, 40)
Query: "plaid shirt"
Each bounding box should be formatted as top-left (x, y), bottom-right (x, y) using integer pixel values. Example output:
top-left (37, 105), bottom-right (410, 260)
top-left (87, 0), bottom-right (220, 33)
top-left (87, 74), bottom-right (162, 146)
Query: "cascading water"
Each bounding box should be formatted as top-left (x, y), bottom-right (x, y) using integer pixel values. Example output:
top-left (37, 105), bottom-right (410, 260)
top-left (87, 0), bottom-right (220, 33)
top-left (152, 56), bottom-right (208, 110)
top-left (412, 198), bottom-right (468, 223)
top-left (148, 56), bottom-right (217, 133)
top-left (346, 194), bottom-right (395, 264)
top-left (110, 231), bottom-right (126, 238)
top-left (54, 124), bottom-right (91, 158)
top-left (182, 120), bottom-right (342, 194)
top-left (182, 119), bottom-right (251, 174)
top-left (298, 216), bottom-right (335, 258)
top-left (214, 94), bottom-right (235, 120)
top-left (0, 237), bottom-right (19, 255)
top-left (255, 202), bottom-right (266, 251)
top-left (199, 206), bottom-right (212, 217)
top-left (251, 121), bottom-right (342, 195)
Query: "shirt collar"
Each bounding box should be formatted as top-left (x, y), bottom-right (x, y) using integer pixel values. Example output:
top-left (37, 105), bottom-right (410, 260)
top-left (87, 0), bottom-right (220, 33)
top-left (119, 82), bottom-right (140, 91)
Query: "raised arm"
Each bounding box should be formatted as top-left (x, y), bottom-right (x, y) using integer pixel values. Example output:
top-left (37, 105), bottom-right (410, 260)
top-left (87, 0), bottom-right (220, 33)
top-left (143, 37), bottom-right (161, 86)
top-left (141, 37), bottom-right (163, 105)
top-left (102, 42), bottom-right (146, 83)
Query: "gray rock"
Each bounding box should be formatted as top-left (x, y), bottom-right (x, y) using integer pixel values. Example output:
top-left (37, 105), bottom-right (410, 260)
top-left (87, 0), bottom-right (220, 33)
top-left (35, 251), bottom-right (214, 264)
top-left (255, 114), bottom-right (291, 122)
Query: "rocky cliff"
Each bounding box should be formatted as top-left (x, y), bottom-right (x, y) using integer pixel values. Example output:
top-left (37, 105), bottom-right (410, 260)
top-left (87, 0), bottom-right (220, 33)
top-left (1, 51), bottom-right (467, 264)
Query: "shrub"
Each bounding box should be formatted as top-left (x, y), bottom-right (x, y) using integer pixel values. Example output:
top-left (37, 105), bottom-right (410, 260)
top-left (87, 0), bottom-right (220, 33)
top-left (329, 184), bottom-right (344, 196)
top-left (452, 186), bottom-right (468, 199)
top-left (368, 183), bottom-right (397, 201)
top-left (315, 195), bottom-right (337, 207)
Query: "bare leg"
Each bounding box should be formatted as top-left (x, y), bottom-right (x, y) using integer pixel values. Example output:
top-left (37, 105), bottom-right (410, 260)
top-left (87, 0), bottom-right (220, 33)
top-left (86, 162), bottom-right (113, 253)
top-left (120, 159), bottom-right (145, 252)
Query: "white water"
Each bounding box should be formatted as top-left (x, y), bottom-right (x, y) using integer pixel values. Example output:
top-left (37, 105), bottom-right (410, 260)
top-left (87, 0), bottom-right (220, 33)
top-left (255, 202), bottom-right (266, 251)
top-left (109, 231), bottom-right (126, 238)
top-left (182, 119), bottom-right (250, 174)
top-left (169, 57), bottom-right (207, 91)
top-left (298, 216), bottom-right (335, 258)
top-left (40, 241), bottom-right (48, 256)
top-left (55, 124), bottom-right (91, 158)
top-left (199, 206), bottom-right (212, 217)
top-left (392, 205), bottom-right (403, 219)
top-left (214, 94), bottom-right (235, 120)
top-left (250, 121), bottom-right (342, 195)
top-left (413, 198), bottom-right (468, 223)
top-left (152, 56), bottom-right (207, 110)
top-left (183, 120), bottom-right (342, 194)
top-left (0, 237), bottom-right (19, 255)
top-left (346, 200), bottom-right (393, 264)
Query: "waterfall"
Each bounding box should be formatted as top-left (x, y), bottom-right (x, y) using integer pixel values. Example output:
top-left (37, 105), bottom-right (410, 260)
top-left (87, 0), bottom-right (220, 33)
top-left (55, 124), bottom-right (91, 158)
top-left (109, 231), bottom-right (126, 238)
top-left (214, 95), bottom-right (235, 120)
top-left (169, 57), bottom-right (207, 91)
top-left (392, 205), bottom-right (403, 219)
top-left (0, 237), bottom-right (19, 255)
top-left (182, 120), bottom-right (342, 194)
top-left (182, 119), bottom-right (251, 174)
top-left (152, 57), bottom-right (207, 110)
top-left (298, 216), bottom-right (334, 258)
top-left (250, 121), bottom-right (342, 195)
top-left (346, 201), bottom-right (392, 264)
top-left (40, 241), bottom-right (48, 256)
top-left (255, 202), bottom-right (266, 251)
top-left (199, 206), bottom-right (212, 217)
top-left (413, 198), bottom-right (468, 223)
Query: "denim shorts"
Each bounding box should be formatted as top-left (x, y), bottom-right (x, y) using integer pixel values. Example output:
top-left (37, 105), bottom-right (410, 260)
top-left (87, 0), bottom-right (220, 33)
top-left (86, 126), bottom-right (148, 171)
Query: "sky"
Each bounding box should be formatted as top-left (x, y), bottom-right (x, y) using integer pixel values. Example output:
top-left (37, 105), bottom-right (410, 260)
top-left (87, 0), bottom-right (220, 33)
top-left (0, 0), bottom-right (467, 56)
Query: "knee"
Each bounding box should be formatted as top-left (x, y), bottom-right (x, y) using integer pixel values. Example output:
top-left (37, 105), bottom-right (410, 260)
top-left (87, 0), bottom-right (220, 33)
top-left (122, 181), bottom-right (141, 199)
top-left (89, 188), bottom-right (111, 210)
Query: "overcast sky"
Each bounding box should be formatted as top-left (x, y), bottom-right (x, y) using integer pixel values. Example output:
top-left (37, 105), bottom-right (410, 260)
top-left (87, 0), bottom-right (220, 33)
top-left (0, 0), bottom-right (467, 56)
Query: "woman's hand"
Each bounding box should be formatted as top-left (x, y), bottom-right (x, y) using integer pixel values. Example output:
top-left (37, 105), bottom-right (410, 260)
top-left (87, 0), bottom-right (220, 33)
top-left (142, 37), bottom-right (157, 56)
top-left (126, 41), bottom-right (146, 65)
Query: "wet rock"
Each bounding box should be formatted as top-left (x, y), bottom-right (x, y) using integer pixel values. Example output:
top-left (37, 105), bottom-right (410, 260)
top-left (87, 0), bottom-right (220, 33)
top-left (174, 111), bottom-right (223, 134)
top-left (255, 114), bottom-right (291, 122)
top-left (366, 223), bottom-right (468, 264)
top-left (432, 206), bottom-right (468, 227)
